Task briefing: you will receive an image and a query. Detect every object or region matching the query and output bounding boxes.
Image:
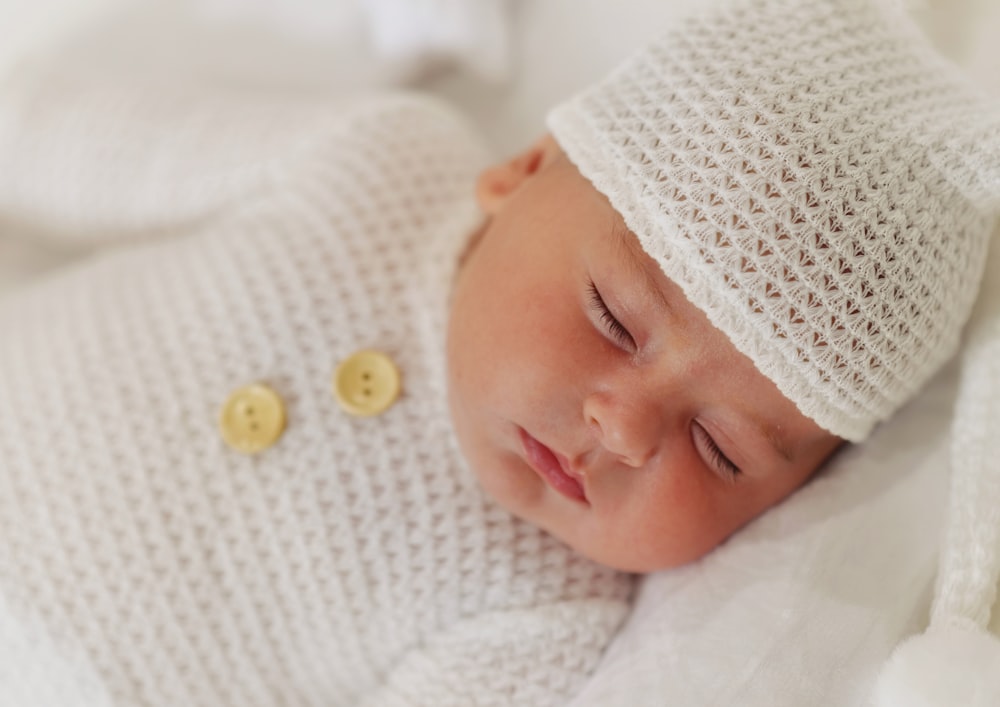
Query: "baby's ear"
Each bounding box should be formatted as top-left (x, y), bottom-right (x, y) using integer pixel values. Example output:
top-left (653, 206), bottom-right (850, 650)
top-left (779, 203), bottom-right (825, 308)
top-left (475, 134), bottom-right (562, 214)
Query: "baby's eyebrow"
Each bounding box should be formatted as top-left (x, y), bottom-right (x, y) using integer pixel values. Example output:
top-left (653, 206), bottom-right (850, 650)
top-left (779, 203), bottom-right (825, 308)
top-left (609, 220), bottom-right (674, 316)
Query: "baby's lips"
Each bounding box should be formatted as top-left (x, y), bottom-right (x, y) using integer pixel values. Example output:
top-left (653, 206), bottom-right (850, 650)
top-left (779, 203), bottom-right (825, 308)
top-left (554, 450), bottom-right (588, 493)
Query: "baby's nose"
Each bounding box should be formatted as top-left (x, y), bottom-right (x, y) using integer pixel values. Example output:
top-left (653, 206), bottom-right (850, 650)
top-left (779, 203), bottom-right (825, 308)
top-left (583, 390), bottom-right (661, 468)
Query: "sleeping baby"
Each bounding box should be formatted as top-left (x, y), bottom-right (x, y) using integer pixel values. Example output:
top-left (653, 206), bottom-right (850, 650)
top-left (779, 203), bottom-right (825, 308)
top-left (1, 0), bottom-right (998, 704)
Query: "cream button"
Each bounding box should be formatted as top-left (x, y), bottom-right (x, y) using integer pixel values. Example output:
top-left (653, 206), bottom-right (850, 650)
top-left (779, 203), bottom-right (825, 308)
top-left (333, 350), bottom-right (401, 417)
top-left (219, 383), bottom-right (287, 454)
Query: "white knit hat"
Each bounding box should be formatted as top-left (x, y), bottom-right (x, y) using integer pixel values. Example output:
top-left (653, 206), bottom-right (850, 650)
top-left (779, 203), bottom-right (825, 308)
top-left (547, 0), bottom-right (1000, 442)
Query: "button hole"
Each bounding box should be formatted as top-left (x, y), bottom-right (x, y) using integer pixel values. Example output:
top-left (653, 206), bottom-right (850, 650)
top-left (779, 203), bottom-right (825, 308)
top-left (361, 372), bottom-right (372, 381)
top-left (363, 388), bottom-right (372, 397)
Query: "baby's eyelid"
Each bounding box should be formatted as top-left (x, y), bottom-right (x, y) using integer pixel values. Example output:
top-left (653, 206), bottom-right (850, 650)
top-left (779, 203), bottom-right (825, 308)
top-left (586, 279), bottom-right (636, 350)
top-left (692, 421), bottom-right (741, 480)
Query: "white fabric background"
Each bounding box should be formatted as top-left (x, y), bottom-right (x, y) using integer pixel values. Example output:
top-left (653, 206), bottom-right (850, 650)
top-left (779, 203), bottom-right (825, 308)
top-left (1, 1), bottom-right (999, 704)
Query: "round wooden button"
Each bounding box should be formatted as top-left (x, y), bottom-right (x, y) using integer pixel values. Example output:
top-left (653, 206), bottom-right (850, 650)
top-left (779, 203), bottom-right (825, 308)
top-left (219, 383), bottom-right (287, 453)
top-left (333, 350), bottom-right (401, 417)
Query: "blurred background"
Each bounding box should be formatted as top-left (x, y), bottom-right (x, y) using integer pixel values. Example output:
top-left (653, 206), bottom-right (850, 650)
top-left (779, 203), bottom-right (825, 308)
top-left (1, 0), bottom-right (998, 297)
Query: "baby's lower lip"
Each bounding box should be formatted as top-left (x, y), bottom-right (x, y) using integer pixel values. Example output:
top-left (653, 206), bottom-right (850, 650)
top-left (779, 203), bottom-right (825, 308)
top-left (518, 428), bottom-right (588, 504)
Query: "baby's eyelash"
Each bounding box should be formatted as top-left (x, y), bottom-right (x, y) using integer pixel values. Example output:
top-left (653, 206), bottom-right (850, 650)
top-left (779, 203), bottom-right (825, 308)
top-left (692, 423), bottom-right (742, 481)
top-left (587, 279), bottom-right (635, 349)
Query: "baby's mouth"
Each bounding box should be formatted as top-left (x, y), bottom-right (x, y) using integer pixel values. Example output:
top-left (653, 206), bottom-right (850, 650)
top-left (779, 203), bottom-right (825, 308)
top-left (518, 428), bottom-right (589, 504)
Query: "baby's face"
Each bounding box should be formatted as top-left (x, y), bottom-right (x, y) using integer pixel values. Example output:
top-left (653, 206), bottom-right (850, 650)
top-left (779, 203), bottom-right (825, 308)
top-left (446, 136), bottom-right (842, 573)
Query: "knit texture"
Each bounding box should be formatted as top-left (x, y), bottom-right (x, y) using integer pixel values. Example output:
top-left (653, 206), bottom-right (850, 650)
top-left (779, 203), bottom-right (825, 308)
top-left (937, 310), bottom-right (1000, 630)
top-left (548, 0), bottom-right (1000, 441)
top-left (0, 78), bottom-right (632, 706)
top-left (872, 242), bottom-right (1000, 705)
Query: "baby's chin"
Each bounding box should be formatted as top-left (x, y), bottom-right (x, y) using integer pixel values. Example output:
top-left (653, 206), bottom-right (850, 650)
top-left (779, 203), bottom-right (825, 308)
top-left (498, 497), bottom-right (716, 575)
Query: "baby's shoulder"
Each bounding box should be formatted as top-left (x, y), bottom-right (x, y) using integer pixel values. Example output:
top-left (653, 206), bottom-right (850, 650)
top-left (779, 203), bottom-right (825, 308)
top-left (255, 91), bottom-right (489, 245)
top-left (339, 92), bottom-right (486, 147)
top-left (295, 91), bottom-right (490, 191)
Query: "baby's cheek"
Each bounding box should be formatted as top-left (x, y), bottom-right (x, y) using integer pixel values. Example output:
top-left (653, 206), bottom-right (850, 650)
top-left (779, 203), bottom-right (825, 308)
top-left (615, 460), bottom-right (736, 571)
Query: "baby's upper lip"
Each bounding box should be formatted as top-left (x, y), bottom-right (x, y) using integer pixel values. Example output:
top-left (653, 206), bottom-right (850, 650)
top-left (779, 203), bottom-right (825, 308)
top-left (521, 428), bottom-right (589, 503)
top-left (551, 447), bottom-right (587, 488)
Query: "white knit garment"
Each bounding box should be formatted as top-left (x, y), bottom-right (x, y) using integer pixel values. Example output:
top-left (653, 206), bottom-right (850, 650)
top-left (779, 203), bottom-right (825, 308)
top-left (872, 234), bottom-right (1000, 706)
top-left (0, 74), bottom-right (632, 706)
top-left (548, 0), bottom-right (1000, 442)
